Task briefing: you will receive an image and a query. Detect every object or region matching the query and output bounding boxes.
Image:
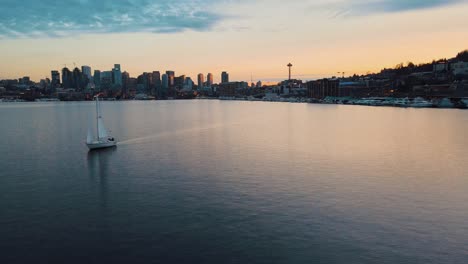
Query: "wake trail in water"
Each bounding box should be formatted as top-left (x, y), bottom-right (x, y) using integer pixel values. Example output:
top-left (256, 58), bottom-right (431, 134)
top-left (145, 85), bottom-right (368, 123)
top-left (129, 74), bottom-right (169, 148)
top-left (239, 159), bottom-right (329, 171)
top-left (118, 123), bottom-right (237, 146)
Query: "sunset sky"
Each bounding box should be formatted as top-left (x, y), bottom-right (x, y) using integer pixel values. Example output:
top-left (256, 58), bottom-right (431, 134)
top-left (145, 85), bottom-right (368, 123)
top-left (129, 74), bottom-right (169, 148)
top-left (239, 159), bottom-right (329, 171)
top-left (1, 0), bottom-right (467, 83)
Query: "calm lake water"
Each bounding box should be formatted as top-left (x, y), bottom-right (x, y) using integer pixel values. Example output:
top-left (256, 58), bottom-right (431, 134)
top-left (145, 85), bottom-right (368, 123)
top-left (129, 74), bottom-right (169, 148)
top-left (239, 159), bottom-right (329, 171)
top-left (1, 100), bottom-right (467, 264)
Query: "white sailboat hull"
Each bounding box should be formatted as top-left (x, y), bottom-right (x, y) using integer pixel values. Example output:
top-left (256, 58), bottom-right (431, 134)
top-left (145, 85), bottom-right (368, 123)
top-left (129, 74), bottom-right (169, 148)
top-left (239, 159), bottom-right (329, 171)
top-left (87, 140), bottom-right (117, 150)
top-left (86, 95), bottom-right (118, 150)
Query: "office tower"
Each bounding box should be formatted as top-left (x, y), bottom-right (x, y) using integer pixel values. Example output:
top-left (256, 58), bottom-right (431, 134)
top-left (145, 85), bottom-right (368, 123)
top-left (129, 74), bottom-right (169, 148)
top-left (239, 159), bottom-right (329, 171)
top-left (184, 77), bottom-right (193, 91)
top-left (62, 67), bottom-right (72, 88)
top-left (152, 71), bottom-right (161, 97)
top-left (197, 73), bottom-right (204, 90)
top-left (166, 71), bottom-right (175, 86)
top-left (122, 71), bottom-right (130, 95)
top-left (136, 73), bottom-right (151, 93)
top-left (100, 71), bottom-right (113, 90)
top-left (161, 74), bottom-right (169, 97)
top-left (152, 71), bottom-right (161, 88)
top-left (207, 73), bottom-right (214, 87)
top-left (112, 64), bottom-right (123, 87)
top-left (51, 70), bottom-right (60, 88)
top-left (81, 66), bottom-right (92, 80)
top-left (174, 75), bottom-right (185, 88)
top-left (145, 73), bottom-right (153, 94)
top-left (72, 67), bottom-right (83, 90)
top-left (94, 70), bottom-right (101, 88)
top-left (221, 71), bottom-right (229, 83)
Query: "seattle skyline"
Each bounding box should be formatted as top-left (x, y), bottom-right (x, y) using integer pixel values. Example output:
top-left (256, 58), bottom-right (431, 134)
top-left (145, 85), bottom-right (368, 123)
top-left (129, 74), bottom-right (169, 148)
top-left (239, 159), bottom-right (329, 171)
top-left (1, 0), bottom-right (468, 82)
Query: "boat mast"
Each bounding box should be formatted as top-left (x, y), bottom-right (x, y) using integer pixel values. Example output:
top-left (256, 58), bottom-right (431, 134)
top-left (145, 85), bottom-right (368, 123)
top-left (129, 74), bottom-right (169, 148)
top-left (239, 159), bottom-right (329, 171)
top-left (96, 95), bottom-right (99, 140)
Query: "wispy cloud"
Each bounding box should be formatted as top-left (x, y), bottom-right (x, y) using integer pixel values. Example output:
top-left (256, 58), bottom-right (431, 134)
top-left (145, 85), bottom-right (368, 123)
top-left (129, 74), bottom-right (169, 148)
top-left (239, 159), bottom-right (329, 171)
top-left (0, 0), bottom-right (223, 38)
top-left (325, 0), bottom-right (465, 17)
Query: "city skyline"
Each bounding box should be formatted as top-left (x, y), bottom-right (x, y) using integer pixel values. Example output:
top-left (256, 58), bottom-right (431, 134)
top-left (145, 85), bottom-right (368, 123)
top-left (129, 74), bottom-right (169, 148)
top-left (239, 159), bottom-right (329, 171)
top-left (1, 0), bottom-right (468, 82)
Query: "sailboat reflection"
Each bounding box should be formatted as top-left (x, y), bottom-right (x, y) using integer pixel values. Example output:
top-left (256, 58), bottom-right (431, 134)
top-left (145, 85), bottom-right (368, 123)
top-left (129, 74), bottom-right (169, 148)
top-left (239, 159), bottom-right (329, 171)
top-left (87, 147), bottom-right (116, 209)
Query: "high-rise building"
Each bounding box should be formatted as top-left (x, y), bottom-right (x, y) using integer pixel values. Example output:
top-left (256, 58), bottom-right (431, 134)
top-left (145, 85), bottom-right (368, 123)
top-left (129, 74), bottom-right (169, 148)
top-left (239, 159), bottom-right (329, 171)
top-left (197, 73), bottom-right (204, 90)
top-left (136, 73), bottom-right (152, 94)
top-left (184, 77), bottom-right (194, 91)
top-left (166, 71), bottom-right (175, 86)
top-left (122, 71), bottom-right (130, 95)
top-left (174, 75), bottom-right (185, 88)
top-left (94, 70), bottom-right (101, 88)
top-left (152, 71), bottom-right (161, 88)
top-left (81, 66), bottom-right (92, 80)
top-left (221, 71), bottom-right (229, 83)
top-left (72, 67), bottom-right (83, 90)
top-left (62, 67), bottom-right (72, 88)
top-left (127, 77), bottom-right (138, 95)
top-left (207, 73), bottom-right (214, 87)
top-left (161, 74), bottom-right (169, 97)
top-left (112, 64), bottom-right (122, 87)
top-left (151, 71), bottom-right (161, 96)
top-left (51, 70), bottom-right (60, 88)
top-left (100, 71), bottom-right (113, 90)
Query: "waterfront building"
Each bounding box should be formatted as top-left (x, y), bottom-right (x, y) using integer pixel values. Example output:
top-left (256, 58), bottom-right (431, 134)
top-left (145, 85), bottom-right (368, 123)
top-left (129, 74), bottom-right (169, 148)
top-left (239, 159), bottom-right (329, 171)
top-left (221, 71), bottom-right (229, 83)
top-left (81, 66), bottom-right (92, 80)
top-left (197, 73), bottom-right (204, 90)
top-left (433, 61), bottom-right (449, 72)
top-left (207, 73), bottom-right (214, 87)
top-left (137, 72), bottom-right (152, 94)
top-left (51, 71), bottom-right (60, 88)
top-left (62, 67), bottom-right (72, 88)
top-left (93, 70), bottom-right (101, 88)
top-left (122, 71), bottom-right (130, 95)
top-left (72, 67), bottom-right (83, 90)
top-left (174, 75), bottom-right (185, 89)
top-left (183, 77), bottom-right (194, 91)
top-left (306, 79), bottom-right (340, 99)
top-left (161, 74), bottom-right (169, 97)
top-left (100, 71), bottom-right (113, 90)
top-left (112, 64), bottom-right (122, 87)
top-left (166, 71), bottom-right (175, 86)
top-left (127, 77), bottom-right (138, 97)
top-left (18, 76), bottom-right (30, 86)
top-left (451, 61), bottom-right (468, 76)
top-left (152, 71), bottom-right (161, 94)
top-left (218, 82), bottom-right (246, 97)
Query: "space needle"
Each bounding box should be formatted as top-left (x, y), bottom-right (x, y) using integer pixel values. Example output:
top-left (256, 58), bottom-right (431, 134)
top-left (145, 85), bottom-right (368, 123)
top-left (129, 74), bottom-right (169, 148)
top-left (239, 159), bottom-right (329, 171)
top-left (287, 63), bottom-right (293, 80)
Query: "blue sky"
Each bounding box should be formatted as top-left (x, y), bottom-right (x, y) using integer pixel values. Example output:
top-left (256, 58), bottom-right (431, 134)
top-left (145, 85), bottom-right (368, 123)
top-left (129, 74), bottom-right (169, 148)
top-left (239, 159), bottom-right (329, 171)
top-left (0, 0), bottom-right (467, 82)
top-left (0, 0), bottom-right (463, 37)
top-left (0, 0), bottom-right (222, 37)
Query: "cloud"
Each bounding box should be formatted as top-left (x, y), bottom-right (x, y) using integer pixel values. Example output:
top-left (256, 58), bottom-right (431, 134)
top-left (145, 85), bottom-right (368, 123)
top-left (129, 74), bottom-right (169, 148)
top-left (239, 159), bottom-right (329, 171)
top-left (326, 0), bottom-right (465, 17)
top-left (0, 0), bottom-right (223, 38)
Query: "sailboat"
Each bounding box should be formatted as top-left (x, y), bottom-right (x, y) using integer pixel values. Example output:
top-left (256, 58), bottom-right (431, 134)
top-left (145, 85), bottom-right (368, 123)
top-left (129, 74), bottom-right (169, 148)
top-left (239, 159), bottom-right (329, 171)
top-left (86, 95), bottom-right (117, 150)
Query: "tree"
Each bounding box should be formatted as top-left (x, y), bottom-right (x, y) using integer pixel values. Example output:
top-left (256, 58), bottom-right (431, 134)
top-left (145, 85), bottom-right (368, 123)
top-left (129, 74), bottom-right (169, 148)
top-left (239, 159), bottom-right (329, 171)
top-left (456, 50), bottom-right (468, 62)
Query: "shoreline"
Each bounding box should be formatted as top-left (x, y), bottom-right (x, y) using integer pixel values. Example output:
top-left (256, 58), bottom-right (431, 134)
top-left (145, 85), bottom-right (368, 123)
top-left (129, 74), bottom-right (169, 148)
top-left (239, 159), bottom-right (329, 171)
top-left (1, 96), bottom-right (467, 110)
